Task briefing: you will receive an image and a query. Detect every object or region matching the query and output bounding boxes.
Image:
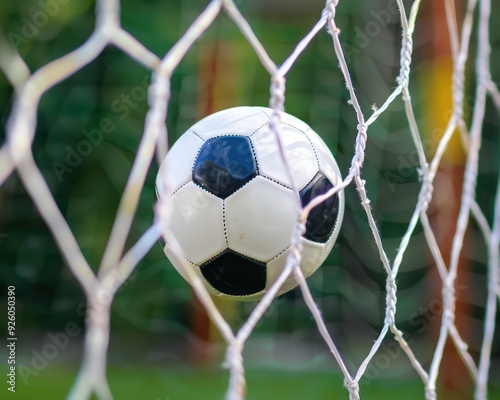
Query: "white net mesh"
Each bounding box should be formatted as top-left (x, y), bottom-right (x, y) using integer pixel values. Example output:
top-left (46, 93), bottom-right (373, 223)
top-left (1, 0), bottom-right (499, 399)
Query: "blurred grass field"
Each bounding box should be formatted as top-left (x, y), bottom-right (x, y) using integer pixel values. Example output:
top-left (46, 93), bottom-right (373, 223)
top-left (9, 363), bottom-right (500, 400)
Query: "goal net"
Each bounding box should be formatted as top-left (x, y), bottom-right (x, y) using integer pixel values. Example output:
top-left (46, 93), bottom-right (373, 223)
top-left (1, 0), bottom-right (499, 399)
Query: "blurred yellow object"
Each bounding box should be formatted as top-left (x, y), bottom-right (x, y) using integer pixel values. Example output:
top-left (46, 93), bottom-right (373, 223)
top-left (419, 57), bottom-right (466, 165)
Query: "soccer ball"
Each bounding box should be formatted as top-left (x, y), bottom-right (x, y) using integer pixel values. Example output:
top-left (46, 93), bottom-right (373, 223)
top-left (156, 107), bottom-right (344, 300)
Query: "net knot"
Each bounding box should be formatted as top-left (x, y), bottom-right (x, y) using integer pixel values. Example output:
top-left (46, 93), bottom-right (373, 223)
top-left (325, 0), bottom-right (339, 7)
top-left (419, 175), bottom-right (434, 213)
top-left (384, 276), bottom-right (398, 326)
top-left (452, 68), bottom-right (465, 118)
top-left (425, 386), bottom-right (437, 400)
top-left (224, 340), bottom-right (246, 400)
top-left (343, 379), bottom-right (359, 399)
top-left (223, 340), bottom-right (244, 370)
top-left (360, 192), bottom-right (370, 206)
top-left (149, 73), bottom-right (171, 109)
top-left (396, 32), bottom-right (413, 89)
top-left (269, 75), bottom-right (286, 113)
top-left (323, 0), bottom-right (339, 25)
top-left (348, 123), bottom-right (367, 178)
top-left (442, 282), bottom-right (456, 325)
top-left (294, 217), bottom-right (307, 238)
top-left (355, 124), bottom-right (367, 156)
top-left (289, 219), bottom-right (306, 265)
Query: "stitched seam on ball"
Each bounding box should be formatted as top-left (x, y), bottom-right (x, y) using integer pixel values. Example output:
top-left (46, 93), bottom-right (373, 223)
top-left (268, 243), bottom-right (291, 263)
top-left (222, 201), bottom-right (229, 246)
top-left (253, 107), bottom-right (272, 122)
top-left (192, 182), bottom-right (221, 197)
top-left (296, 238), bottom-right (324, 274)
top-left (165, 243), bottom-right (198, 268)
top-left (260, 175), bottom-right (292, 191)
top-left (200, 248), bottom-right (266, 267)
top-left (221, 175), bottom-right (258, 198)
top-left (200, 278), bottom-right (266, 299)
top-left (248, 122), bottom-right (269, 138)
top-left (329, 191), bottom-right (344, 239)
top-left (306, 214), bottom-right (341, 245)
top-left (281, 121), bottom-right (303, 133)
top-left (189, 130), bottom-right (205, 141)
top-left (301, 128), bottom-right (321, 171)
top-left (301, 171), bottom-right (325, 194)
top-left (248, 136), bottom-right (259, 174)
top-left (169, 181), bottom-right (191, 198)
top-left (256, 119), bottom-right (321, 180)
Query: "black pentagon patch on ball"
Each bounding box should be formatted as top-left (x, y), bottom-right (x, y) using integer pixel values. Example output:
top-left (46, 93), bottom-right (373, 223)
top-left (201, 249), bottom-right (267, 296)
top-left (193, 136), bottom-right (257, 199)
top-left (300, 172), bottom-right (339, 243)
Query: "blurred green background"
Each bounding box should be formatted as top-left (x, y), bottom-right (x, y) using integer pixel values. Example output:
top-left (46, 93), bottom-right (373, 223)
top-left (1, 0), bottom-right (500, 399)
